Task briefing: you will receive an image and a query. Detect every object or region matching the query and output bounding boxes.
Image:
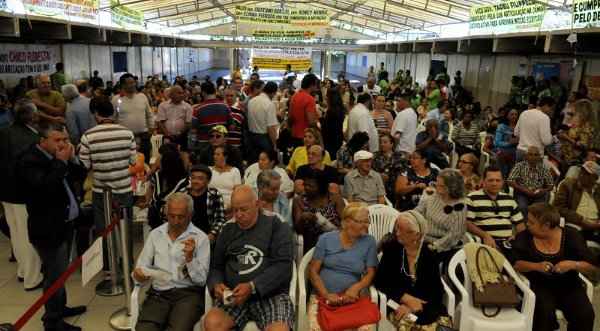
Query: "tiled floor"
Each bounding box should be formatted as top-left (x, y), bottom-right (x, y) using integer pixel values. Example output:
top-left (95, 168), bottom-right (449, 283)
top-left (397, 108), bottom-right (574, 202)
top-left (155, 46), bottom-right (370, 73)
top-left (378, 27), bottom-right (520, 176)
top-left (2, 230), bottom-right (600, 330)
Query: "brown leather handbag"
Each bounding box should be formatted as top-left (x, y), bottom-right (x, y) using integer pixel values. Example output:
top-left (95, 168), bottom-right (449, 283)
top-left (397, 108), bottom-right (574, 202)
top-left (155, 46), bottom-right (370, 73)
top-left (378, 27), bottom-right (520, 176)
top-left (471, 246), bottom-right (520, 317)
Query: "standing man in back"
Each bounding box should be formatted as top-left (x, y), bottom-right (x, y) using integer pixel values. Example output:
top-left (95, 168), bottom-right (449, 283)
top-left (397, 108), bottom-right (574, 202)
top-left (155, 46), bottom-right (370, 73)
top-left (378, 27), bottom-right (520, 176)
top-left (26, 74), bottom-right (66, 125)
top-left (514, 96), bottom-right (555, 161)
top-left (288, 73), bottom-right (318, 148)
top-left (247, 80), bottom-right (279, 163)
top-left (112, 73), bottom-right (154, 161)
top-left (190, 82), bottom-right (232, 156)
top-left (347, 93), bottom-right (379, 152)
top-left (391, 91), bottom-right (417, 156)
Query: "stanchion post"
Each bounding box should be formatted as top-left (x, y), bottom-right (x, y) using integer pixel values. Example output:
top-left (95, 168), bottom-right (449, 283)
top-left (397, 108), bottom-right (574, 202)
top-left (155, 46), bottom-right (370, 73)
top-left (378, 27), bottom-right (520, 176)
top-left (95, 188), bottom-right (124, 296)
top-left (109, 206), bottom-right (134, 330)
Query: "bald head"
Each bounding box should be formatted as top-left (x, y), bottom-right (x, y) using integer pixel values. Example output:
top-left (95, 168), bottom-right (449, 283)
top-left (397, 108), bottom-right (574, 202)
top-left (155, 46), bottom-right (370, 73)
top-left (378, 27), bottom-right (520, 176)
top-left (37, 74), bottom-right (51, 95)
top-left (169, 85), bottom-right (185, 104)
top-left (526, 145), bottom-right (542, 165)
top-left (231, 185), bottom-right (259, 230)
top-left (307, 144), bottom-right (324, 165)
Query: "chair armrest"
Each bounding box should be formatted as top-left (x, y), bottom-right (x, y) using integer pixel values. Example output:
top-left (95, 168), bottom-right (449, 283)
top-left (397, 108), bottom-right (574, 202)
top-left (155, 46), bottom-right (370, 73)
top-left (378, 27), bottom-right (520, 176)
top-left (506, 264), bottom-right (535, 330)
top-left (440, 276), bottom-right (456, 320)
top-left (448, 263), bottom-right (470, 307)
top-left (130, 284), bottom-right (143, 330)
top-left (298, 268), bottom-right (309, 331)
top-left (205, 286), bottom-right (213, 314)
top-left (377, 290), bottom-right (388, 327)
top-left (289, 265), bottom-right (297, 305)
top-left (578, 273), bottom-right (594, 302)
top-left (369, 285), bottom-right (378, 304)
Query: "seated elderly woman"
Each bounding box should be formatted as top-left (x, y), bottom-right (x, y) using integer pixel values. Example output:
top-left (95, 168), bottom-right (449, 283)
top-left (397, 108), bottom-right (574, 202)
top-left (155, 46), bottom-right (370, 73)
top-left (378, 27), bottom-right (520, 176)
top-left (374, 211), bottom-right (452, 330)
top-left (256, 169), bottom-right (291, 223)
top-left (244, 149), bottom-right (294, 197)
top-left (287, 128), bottom-right (332, 176)
top-left (308, 202), bottom-right (378, 331)
top-left (395, 150), bottom-right (439, 211)
top-left (415, 169), bottom-right (467, 262)
top-left (457, 153), bottom-right (480, 193)
top-left (293, 168), bottom-right (345, 254)
top-left (511, 203), bottom-right (598, 331)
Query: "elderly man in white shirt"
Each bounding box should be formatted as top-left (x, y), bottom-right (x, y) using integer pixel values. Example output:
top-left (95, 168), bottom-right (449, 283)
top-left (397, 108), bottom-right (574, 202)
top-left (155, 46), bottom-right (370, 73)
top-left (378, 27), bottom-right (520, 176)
top-left (347, 93), bottom-right (379, 152)
top-left (514, 96), bottom-right (555, 161)
top-left (247, 80), bottom-right (279, 163)
top-left (391, 92), bottom-right (417, 156)
top-left (133, 192), bottom-right (210, 331)
top-left (156, 85), bottom-right (193, 145)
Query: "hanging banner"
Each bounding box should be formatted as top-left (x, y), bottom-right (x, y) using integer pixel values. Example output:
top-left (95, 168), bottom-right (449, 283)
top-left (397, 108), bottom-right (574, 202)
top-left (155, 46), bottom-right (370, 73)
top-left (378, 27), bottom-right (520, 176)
top-left (0, 44), bottom-right (61, 86)
top-left (252, 29), bottom-right (316, 41)
top-left (251, 47), bottom-right (312, 71)
top-left (111, 0), bottom-right (144, 29)
top-left (22, 0), bottom-right (99, 24)
top-left (469, 0), bottom-right (547, 34)
top-left (235, 6), bottom-right (329, 26)
top-left (572, 0), bottom-right (600, 28)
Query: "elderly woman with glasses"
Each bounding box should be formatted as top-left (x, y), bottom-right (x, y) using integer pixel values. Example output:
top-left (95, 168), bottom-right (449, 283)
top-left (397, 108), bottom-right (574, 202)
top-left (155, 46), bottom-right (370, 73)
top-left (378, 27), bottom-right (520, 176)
top-left (457, 153), bottom-right (481, 193)
top-left (308, 202), bottom-right (378, 331)
top-left (415, 169), bottom-right (467, 263)
top-left (374, 211), bottom-right (453, 330)
top-left (287, 128), bottom-right (332, 177)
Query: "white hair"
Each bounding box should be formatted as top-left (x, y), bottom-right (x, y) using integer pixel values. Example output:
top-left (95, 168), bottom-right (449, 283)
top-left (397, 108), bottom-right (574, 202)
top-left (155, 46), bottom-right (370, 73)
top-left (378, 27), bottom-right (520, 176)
top-left (61, 84), bottom-right (79, 101)
top-left (165, 192), bottom-right (194, 216)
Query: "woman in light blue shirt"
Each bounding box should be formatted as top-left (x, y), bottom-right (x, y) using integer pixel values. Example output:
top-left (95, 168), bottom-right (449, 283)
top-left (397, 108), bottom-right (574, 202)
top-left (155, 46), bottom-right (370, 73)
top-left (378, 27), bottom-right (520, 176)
top-left (308, 202), bottom-right (378, 330)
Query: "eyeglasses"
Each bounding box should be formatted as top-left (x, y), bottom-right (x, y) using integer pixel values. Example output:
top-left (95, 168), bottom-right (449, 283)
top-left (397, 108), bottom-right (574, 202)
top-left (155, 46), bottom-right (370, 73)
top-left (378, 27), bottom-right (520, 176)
top-left (458, 159), bottom-right (473, 165)
top-left (443, 203), bottom-right (465, 214)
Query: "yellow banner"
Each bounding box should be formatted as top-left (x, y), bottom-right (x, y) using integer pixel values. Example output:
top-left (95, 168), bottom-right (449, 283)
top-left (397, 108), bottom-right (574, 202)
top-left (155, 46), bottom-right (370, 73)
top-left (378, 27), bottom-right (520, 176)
top-left (469, 0), bottom-right (546, 33)
top-left (235, 6), bottom-right (329, 26)
top-left (252, 30), bottom-right (316, 41)
top-left (252, 57), bottom-right (312, 71)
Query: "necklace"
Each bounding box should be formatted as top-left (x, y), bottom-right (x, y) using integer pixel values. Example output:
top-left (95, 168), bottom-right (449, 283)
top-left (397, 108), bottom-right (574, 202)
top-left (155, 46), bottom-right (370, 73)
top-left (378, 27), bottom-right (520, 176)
top-left (401, 248), bottom-right (417, 283)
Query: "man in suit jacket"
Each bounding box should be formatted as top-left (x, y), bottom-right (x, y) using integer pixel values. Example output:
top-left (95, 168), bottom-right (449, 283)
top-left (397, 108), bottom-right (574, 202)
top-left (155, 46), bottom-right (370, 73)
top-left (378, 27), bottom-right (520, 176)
top-left (17, 123), bottom-right (88, 331)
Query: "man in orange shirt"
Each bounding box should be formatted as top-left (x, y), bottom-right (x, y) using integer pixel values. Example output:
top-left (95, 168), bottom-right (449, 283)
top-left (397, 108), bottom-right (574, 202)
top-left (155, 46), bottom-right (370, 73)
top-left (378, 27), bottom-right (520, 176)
top-left (288, 74), bottom-right (319, 148)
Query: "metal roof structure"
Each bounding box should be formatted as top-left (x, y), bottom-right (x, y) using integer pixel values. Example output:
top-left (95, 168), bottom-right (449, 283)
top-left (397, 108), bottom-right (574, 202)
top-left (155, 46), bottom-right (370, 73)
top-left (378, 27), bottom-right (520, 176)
top-left (99, 0), bottom-right (573, 39)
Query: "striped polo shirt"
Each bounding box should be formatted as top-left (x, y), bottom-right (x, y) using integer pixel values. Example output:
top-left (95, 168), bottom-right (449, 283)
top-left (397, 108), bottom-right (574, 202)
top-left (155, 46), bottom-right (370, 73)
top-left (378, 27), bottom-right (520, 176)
top-left (79, 123), bottom-right (136, 194)
top-left (466, 189), bottom-right (523, 240)
top-left (191, 99), bottom-right (232, 144)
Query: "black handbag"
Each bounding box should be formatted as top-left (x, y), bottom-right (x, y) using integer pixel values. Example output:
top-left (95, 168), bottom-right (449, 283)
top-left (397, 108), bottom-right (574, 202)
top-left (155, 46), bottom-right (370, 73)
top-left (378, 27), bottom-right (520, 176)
top-left (471, 246), bottom-right (520, 317)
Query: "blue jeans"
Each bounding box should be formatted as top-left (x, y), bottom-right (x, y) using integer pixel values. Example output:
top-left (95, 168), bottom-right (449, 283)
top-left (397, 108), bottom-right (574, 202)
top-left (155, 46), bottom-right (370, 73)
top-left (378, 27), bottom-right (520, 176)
top-left (34, 240), bottom-right (70, 328)
top-left (515, 191), bottom-right (548, 218)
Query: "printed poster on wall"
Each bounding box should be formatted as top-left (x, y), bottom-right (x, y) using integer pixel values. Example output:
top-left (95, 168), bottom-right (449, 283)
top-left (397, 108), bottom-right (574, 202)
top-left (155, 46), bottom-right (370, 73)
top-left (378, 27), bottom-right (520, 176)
top-left (0, 44), bottom-right (61, 86)
top-left (111, 0), bottom-right (144, 29)
top-left (251, 47), bottom-right (312, 71)
top-left (469, 0), bottom-right (547, 34)
top-left (235, 6), bottom-right (329, 27)
top-left (22, 0), bottom-right (99, 24)
top-left (572, 0), bottom-right (600, 28)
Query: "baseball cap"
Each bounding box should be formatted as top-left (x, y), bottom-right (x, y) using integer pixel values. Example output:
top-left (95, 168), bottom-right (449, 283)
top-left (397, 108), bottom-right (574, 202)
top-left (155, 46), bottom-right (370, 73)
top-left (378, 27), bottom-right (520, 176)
top-left (353, 150), bottom-right (374, 162)
top-left (210, 125), bottom-right (228, 135)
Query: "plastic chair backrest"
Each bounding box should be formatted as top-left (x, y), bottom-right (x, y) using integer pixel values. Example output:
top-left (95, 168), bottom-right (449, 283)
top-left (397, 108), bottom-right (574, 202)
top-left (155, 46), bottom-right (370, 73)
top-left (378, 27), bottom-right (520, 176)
top-left (368, 204), bottom-right (399, 243)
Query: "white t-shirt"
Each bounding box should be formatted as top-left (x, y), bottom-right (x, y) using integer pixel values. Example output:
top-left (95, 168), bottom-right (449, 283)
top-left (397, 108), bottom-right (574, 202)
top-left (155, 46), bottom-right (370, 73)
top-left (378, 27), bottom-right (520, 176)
top-left (391, 108), bottom-right (418, 154)
top-left (347, 103), bottom-right (379, 152)
top-left (209, 166), bottom-right (242, 209)
top-left (243, 163), bottom-right (294, 195)
top-left (156, 100), bottom-right (193, 136)
top-left (362, 84), bottom-right (381, 97)
top-left (247, 93), bottom-right (279, 134)
top-left (112, 93), bottom-right (153, 134)
top-left (514, 108), bottom-right (553, 152)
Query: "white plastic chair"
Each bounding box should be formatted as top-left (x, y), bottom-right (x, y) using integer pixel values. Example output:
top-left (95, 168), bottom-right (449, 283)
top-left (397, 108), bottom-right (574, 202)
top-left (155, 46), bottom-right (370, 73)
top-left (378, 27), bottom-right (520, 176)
top-left (447, 249), bottom-right (535, 331)
top-left (367, 204), bottom-right (399, 243)
top-left (202, 264), bottom-right (297, 331)
top-left (298, 248), bottom-right (378, 331)
top-left (290, 198), bottom-right (304, 265)
top-left (130, 283), bottom-right (202, 331)
top-left (479, 151), bottom-right (490, 177)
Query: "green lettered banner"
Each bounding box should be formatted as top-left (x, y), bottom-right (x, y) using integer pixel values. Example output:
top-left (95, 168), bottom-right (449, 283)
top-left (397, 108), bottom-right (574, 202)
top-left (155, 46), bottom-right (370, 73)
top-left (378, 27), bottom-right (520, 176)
top-left (252, 29), bottom-right (316, 41)
top-left (573, 0), bottom-right (600, 28)
top-left (22, 0), bottom-right (99, 24)
top-left (111, 0), bottom-right (144, 29)
top-left (469, 0), bottom-right (547, 34)
top-left (235, 6), bottom-right (328, 27)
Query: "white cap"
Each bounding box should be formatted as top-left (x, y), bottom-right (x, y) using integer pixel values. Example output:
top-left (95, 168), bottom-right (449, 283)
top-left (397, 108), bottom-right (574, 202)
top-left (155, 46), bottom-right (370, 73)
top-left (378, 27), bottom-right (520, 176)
top-left (353, 150), bottom-right (374, 162)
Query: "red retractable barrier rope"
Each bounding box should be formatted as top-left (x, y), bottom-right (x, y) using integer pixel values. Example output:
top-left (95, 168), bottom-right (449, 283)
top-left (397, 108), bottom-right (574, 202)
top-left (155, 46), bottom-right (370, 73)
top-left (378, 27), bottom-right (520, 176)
top-left (12, 208), bottom-right (121, 331)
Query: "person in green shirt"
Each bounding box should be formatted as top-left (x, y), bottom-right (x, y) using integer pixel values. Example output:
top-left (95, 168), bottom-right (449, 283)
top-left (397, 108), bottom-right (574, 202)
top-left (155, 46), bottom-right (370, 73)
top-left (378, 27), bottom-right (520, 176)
top-left (50, 62), bottom-right (66, 91)
top-left (26, 74), bottom-right (66, 124)
top-left (425, 80), bottom-right (441, 111)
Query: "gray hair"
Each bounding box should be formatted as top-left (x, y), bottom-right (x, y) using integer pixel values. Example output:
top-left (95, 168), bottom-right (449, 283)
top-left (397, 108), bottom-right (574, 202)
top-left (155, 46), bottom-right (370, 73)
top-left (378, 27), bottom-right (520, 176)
top-left (165, 192), bottom-right (194, 216)
top-left (439, 168), bottom-right (466, 199)
top-left (61, 84), bottom-right (79, 101)
top-left (13, 98), bottom-right (37, 124)
top-left (256, 169), bottom-right (281, 194)
top-left (39, 122), bottom-right (66, 138)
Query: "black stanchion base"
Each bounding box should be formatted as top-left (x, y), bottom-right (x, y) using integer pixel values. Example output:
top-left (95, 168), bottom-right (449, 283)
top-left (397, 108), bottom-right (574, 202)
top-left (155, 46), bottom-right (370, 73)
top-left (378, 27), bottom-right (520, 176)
top-left (0, 323), bottom-right (14, 331)
top-left (95, 279), bottom-right (124, 296)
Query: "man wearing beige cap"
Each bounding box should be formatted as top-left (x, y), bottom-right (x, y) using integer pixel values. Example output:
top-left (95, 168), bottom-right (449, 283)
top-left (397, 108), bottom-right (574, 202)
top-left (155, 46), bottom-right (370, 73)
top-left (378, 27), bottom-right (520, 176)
top-left (553, 161), bottom-right (600, 242)
top-left (343, 150), bottom-right (386, 205)
top-left (193, 125), bottom-right (243, 173)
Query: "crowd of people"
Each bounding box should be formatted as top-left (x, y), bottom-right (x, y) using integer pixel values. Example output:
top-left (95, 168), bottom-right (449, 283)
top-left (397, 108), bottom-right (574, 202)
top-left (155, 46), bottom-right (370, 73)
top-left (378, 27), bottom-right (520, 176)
top-left (0, 59), bottom-right (599, 331)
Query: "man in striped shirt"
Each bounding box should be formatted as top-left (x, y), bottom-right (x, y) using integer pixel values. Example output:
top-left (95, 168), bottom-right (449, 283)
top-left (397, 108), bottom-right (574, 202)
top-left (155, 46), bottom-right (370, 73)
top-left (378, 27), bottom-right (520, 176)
top-left (79, 96), bottom-right (137, 271)
top-left (466, 165), bottom-right (525, 252)
top-left (190, 82), bottom-right (232, 152)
